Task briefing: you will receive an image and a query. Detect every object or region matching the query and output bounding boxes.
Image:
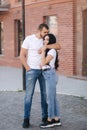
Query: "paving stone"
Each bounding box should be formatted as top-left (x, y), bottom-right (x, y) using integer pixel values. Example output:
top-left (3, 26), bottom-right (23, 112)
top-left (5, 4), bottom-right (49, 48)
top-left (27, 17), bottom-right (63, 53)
top-left (0, 91), bottom-right (87, 130)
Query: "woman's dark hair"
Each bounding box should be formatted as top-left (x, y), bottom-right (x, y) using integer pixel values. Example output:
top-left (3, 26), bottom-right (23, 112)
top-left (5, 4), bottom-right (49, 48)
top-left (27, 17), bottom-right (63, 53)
top-left (44, 34), bottom-right (59, 70)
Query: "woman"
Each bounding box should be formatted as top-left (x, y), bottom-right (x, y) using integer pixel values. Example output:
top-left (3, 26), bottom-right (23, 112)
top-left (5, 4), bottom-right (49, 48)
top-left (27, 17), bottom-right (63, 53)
top-left (40, 34), bottom-right (61, 128)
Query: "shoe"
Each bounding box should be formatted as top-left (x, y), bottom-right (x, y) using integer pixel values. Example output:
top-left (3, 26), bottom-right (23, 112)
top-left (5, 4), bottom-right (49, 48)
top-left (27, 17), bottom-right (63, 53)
top-left (22, 118), bottom-right (30, 128)
top-left (42, 117), bottom-right (47, 123)
top-left (40, 120), bottom-right (54, 128)
top-left (52, 119), bottom-right (62, 126)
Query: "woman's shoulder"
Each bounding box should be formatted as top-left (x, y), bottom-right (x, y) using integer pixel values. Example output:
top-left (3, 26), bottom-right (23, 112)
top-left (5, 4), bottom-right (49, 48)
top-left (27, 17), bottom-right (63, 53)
top-left (48, 49), bottom-right (56, 53)
top-left (48, 49), bottom-right (56, 57)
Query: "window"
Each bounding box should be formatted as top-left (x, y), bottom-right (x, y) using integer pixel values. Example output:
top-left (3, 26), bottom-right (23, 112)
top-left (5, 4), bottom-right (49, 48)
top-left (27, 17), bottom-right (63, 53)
top-left (43, 16), bottom-right (58, 38)
top-left (0, 22), bottom-right (4, 55)
top-left (18, 0), bottom-right (21, 2)
top-left (15, 0), bottom-right (21, 2)
top-left (0, 0), bottom-right (6, 4)
top-left (14, 20), bottom-right (22, 57)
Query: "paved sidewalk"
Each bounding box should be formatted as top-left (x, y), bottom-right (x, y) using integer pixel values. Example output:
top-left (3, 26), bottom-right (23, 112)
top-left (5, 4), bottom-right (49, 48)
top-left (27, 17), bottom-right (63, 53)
top-left (0, 67), bottom-right (87, 99)
top-left (0, 91), bottom-right (87, 130)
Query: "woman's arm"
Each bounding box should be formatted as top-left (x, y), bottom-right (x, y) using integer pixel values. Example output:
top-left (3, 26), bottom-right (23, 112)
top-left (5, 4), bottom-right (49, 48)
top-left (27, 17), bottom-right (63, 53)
top-left (41, 46), bottom-right (53, 66)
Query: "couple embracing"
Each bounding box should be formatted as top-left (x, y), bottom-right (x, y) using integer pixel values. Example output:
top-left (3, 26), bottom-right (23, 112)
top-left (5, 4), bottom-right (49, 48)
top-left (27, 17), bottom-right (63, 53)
top-left (20, 23), bottom-right (61, 128)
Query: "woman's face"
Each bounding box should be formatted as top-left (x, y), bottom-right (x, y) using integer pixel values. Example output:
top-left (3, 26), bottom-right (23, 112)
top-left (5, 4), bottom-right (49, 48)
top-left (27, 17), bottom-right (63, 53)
top-left (43, 35), bottom-right (49, 45)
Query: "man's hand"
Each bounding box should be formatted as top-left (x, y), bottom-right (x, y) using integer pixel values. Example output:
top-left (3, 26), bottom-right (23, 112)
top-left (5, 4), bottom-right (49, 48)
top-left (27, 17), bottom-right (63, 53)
top-left (26, 65), bottom-right (31, 72)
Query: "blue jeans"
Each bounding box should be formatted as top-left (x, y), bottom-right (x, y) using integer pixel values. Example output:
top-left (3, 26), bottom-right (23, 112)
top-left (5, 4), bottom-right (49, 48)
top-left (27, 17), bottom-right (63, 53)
top-left (42, 69), bottom-right (60, 118)
top-left (24, 69), bottom-right (48, 119)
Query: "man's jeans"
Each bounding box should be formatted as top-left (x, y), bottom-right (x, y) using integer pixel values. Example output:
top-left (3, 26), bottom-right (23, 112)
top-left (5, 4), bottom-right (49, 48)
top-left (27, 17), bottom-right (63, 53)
top-left (24, 69), bottom-right (47, 119)
top-left (43, 69), bottom-right (60, 118)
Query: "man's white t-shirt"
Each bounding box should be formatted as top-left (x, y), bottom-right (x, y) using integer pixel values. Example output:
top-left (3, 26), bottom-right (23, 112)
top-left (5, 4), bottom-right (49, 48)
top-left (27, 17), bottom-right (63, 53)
top-left (22, 34), bottom-right (43, 69)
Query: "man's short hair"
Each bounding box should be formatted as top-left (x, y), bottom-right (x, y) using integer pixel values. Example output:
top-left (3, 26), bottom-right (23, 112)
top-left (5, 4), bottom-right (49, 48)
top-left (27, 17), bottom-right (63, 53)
top-left (38, 23), bottom-right (49, 30)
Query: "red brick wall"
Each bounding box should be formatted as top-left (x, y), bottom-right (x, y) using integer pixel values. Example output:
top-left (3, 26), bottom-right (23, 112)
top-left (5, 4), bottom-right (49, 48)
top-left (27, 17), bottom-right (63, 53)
top-left (26, 0), bottom-right (74, 76)
top-left (0, 0), bottom-right (75, 76)
top-left (0, 6), bottom-right (22, 68)
top-left (74, 0), bottom-right (87, 76)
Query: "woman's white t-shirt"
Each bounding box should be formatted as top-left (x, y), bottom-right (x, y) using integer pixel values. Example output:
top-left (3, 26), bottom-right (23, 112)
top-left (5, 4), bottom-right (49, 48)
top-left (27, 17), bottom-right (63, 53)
top-left (42, 49), bottom-right (56, 70)
top-left (47, 49), bottom-right (56, 68)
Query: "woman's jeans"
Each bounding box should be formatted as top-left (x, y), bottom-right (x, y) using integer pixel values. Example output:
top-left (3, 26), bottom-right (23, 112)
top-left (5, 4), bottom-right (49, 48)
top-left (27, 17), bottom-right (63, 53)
top-left (24, 69), bottom-right (48, 119)
top-left (43, 69), bottom-right (60, 118)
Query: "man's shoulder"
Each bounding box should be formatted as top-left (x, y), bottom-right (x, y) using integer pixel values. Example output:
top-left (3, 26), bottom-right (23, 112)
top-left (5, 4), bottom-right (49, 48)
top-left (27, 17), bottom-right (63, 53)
top-left (26, 34), bottom-right (35, 39)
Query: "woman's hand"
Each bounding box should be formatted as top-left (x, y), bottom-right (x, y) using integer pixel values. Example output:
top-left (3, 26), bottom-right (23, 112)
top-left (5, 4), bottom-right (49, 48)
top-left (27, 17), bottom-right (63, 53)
top-left (38, 45), bottom-right (47, 54)
top-left (38, 48), bottom-right (42, 54)
top-left (42, 45), bottom-right (47, 52)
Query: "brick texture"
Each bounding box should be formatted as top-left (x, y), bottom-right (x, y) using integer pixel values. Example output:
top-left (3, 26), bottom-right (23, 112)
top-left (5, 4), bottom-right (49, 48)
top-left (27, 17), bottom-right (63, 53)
top-left (0, 0), bottom-right (87, 76)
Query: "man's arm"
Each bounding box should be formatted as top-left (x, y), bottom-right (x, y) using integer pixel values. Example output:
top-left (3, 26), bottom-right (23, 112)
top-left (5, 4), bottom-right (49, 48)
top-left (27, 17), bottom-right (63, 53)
top-left (20, 48), bottom-right (30, 71)
top-left (46, 43), bottom-right (61, 50)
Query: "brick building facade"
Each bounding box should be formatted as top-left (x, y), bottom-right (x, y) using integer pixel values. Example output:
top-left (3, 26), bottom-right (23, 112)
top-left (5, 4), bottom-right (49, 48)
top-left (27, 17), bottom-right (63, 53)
top-left (0, 0), bottom-right (87, 77)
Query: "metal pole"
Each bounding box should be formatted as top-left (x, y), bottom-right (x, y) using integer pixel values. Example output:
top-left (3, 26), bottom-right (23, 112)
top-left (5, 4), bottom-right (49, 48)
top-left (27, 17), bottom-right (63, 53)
top-left (0, 22), bottom-right (2, 54)
top-left (22, 0), bottom-right (26, 90)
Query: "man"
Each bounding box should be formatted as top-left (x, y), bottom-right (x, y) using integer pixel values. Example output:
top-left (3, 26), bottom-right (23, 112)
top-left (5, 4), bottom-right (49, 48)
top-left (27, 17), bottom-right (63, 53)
top-left (20, 23), bottom-right (61, 128)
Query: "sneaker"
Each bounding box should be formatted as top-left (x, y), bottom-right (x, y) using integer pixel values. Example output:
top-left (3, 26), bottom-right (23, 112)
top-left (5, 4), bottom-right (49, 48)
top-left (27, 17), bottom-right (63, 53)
top-left (40, 120), bottom-right (54, 128)
top-left (42, 117), bottom-right (47, 123)
top-left (22, 118), bottom-right (30, 128)
top-left (52, 119), bottom-right (62, 126)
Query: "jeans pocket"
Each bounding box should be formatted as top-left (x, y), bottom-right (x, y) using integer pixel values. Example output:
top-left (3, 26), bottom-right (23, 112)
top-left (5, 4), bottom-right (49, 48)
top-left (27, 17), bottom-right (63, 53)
top-left (27, 70), bottom-right (30, 72)
top-left (26, 68), bottom-right (31, 73)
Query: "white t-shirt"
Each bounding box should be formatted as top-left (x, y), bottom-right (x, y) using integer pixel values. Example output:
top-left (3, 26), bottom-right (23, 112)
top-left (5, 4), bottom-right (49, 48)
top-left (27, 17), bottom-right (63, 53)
top-left (48, 49), bottom-right (56, 68)
top-left (42, 49), bottom-right (56, 69)
top-left (22, 34), bottom-right (43, 69)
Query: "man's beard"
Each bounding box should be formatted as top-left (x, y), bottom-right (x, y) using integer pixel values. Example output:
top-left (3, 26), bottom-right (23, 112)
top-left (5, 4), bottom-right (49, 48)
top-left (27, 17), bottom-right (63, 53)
top-left (40, 33), bottom-right (43, 38)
